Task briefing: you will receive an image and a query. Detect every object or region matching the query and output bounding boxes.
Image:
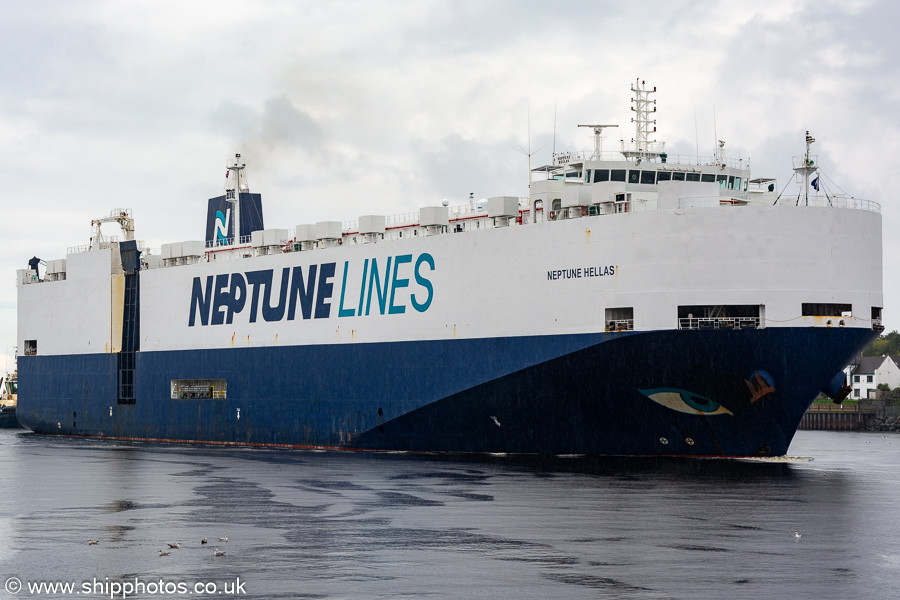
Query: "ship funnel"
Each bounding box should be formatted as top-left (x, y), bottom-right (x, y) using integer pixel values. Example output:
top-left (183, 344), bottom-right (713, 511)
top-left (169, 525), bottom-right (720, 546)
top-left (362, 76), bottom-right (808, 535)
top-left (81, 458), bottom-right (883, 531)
top-left (205, 154), bottom-right (264, 247)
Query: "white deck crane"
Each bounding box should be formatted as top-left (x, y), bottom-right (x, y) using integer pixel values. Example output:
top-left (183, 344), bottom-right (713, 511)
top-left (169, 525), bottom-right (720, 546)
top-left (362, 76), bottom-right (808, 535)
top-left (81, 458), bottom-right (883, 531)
top-left (89, 208), bottom-right (134, 250)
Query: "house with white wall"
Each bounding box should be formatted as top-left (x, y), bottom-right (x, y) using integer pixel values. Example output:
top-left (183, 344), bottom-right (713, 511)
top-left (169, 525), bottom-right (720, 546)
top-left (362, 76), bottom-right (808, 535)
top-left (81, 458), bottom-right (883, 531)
top-left (844, 355), bottom-right (900, 400)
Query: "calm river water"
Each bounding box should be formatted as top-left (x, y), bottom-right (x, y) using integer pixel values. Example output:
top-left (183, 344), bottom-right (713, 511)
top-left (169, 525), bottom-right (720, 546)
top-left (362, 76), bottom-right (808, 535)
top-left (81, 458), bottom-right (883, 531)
top-left (0, 429), bottom-right (898, 599)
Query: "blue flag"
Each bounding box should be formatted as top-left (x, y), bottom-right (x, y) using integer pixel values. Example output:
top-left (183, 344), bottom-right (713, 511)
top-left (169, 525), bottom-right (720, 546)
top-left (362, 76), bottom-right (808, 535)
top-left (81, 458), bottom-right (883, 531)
top-left (811, 176), bottom-right (819, 191)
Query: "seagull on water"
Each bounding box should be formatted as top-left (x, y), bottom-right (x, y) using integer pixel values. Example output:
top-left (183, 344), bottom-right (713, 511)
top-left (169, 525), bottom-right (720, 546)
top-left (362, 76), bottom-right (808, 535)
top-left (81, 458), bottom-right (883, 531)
top-left (490, 416), bottom-right (501, 427)
top-left (214, 548), bottom-right (226, 557)
top-left (201, 538), bottom-right (208, 545)
top-left (87, 539), bottom-right (99, 545)
top-left (167, 542), bottom-right (180, 549)
top-left (218, 536), bottom-right (228, 542)
top-left (794, 532), bottom-right (802, 539)
top-left (158, 550), bottom-right (170, 557)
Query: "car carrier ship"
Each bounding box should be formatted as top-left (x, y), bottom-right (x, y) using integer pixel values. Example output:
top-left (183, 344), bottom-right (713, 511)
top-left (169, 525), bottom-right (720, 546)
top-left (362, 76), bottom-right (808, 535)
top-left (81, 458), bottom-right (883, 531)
top-left (15, 81), bottom-right (883, 456)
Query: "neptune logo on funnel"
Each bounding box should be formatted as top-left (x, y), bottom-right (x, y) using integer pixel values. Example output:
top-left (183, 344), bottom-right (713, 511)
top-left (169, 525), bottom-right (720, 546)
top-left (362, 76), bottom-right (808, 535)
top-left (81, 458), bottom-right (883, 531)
top-left (215, 209), bottom-right (231, 244)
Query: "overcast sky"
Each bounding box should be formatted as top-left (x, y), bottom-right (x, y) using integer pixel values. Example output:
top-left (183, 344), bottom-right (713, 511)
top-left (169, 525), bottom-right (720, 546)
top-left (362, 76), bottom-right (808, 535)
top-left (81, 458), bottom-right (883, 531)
top-left (1, 0), bottom-right (897, 370)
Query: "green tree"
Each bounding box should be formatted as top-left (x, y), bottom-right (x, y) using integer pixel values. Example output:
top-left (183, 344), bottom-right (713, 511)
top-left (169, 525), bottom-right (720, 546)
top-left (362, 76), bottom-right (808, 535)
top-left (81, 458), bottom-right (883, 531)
top-left (862, 330), bottom-right (900, 357)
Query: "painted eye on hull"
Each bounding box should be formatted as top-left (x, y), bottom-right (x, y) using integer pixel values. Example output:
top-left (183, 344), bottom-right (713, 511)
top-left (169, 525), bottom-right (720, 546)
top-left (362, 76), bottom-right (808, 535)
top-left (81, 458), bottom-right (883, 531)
top-left (638, 388), bottom-right (733, 416)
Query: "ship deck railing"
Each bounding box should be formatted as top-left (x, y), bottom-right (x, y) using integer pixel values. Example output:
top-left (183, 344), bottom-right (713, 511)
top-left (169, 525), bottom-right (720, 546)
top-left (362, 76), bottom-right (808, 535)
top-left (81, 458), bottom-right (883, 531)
top-left (342, 200), bottom-right (533, 233)
top-left (206, 235), bottom-right (252, 248)
top-left (342, 211), bottom-right (420, 232)
top-left (67, 240), bottom-right (116, 254)
top-left (799, 195), bottom-right (880, 213)
top-left (250, 192), bottom-right (880, 255)
top-left (605, 319), bottom-right (634, 332)
top-left (676, 194), bottom-right (879, 213)
top-left (552, 148), bottom-right (746, 169)
top-left (678, 317), bottom-right (762, 330)
top-left (67, 239), bottom-right (147, 255)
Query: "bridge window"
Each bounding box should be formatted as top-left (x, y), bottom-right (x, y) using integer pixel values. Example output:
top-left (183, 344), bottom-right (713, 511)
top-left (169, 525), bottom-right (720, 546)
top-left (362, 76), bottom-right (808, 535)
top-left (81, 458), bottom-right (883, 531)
top-left (593, 169), bottom-right (610, 182)
top-left (686, 172), bottom-right (701, 182)
top-left (628, 170), bottom-right (640, 183)
top-left (610, 169), bottom-right (626, 182)
top-left (728, 176), bottom-right (735, 189)
top-left (656, 171), bottom-right (671, 181)
top-left (734, 176), bottom-right (742, 190)
top-left (701, 173), bottom-right (715, 182)
top-left (640, 171), bottom-right (656, 184)
top-left (566, 171), bottom-right (582, 178)
top-left (24, 340), bottom-right (37, 356)
top-left (717, 175), bottom-right (727, 188)
top-left (672, 172), bottom-right (685, 181)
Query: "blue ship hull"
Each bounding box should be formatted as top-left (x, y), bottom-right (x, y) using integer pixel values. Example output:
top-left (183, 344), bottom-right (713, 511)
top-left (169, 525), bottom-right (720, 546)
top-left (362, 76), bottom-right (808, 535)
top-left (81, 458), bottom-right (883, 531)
top-left (16, 327), bottom-right (876, 457)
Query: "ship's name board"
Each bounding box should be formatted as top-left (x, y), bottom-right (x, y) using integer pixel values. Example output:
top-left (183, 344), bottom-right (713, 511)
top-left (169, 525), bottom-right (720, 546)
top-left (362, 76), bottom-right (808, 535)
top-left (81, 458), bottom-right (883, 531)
top-left (547, 265), bottom-right (616, 281)
top-left (188, 253), bottom-right (435, 327)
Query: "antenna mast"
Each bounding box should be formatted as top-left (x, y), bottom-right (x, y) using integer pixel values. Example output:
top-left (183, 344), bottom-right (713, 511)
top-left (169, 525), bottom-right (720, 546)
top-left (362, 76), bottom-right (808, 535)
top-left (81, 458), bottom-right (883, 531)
top-left (631, 78), bottom-right (657, 153)
top-left (622, 79), bottom-right (660, 161)
top-left (791, 132), bottom-right (817, 206)
top-left (552, 100), bottom-right (557, 158)
top-left (513, 108), bottom-right (546, 205)
top-left (713, 107), bottom-right (718, 161)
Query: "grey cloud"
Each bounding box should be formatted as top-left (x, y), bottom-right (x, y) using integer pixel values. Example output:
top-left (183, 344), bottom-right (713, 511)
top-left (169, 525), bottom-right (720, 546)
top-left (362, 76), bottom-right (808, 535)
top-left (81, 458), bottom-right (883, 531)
top-left (257, 95), bottom-right (322, 150)
top-left (416, 133), bottom-right (526, 201)
top-left (208, 95), bottom-right (324, 166)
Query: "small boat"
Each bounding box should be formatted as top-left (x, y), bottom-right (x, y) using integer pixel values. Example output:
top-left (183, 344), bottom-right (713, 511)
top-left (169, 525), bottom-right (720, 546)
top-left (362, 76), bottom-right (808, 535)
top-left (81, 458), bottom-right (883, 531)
top-left (0, 371), bottom-right (20, 429)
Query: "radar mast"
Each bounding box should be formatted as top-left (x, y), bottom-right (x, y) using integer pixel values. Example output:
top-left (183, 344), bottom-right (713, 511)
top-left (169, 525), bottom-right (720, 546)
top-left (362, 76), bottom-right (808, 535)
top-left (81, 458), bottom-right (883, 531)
top-left (577, 124), bottom-right (619, 160)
